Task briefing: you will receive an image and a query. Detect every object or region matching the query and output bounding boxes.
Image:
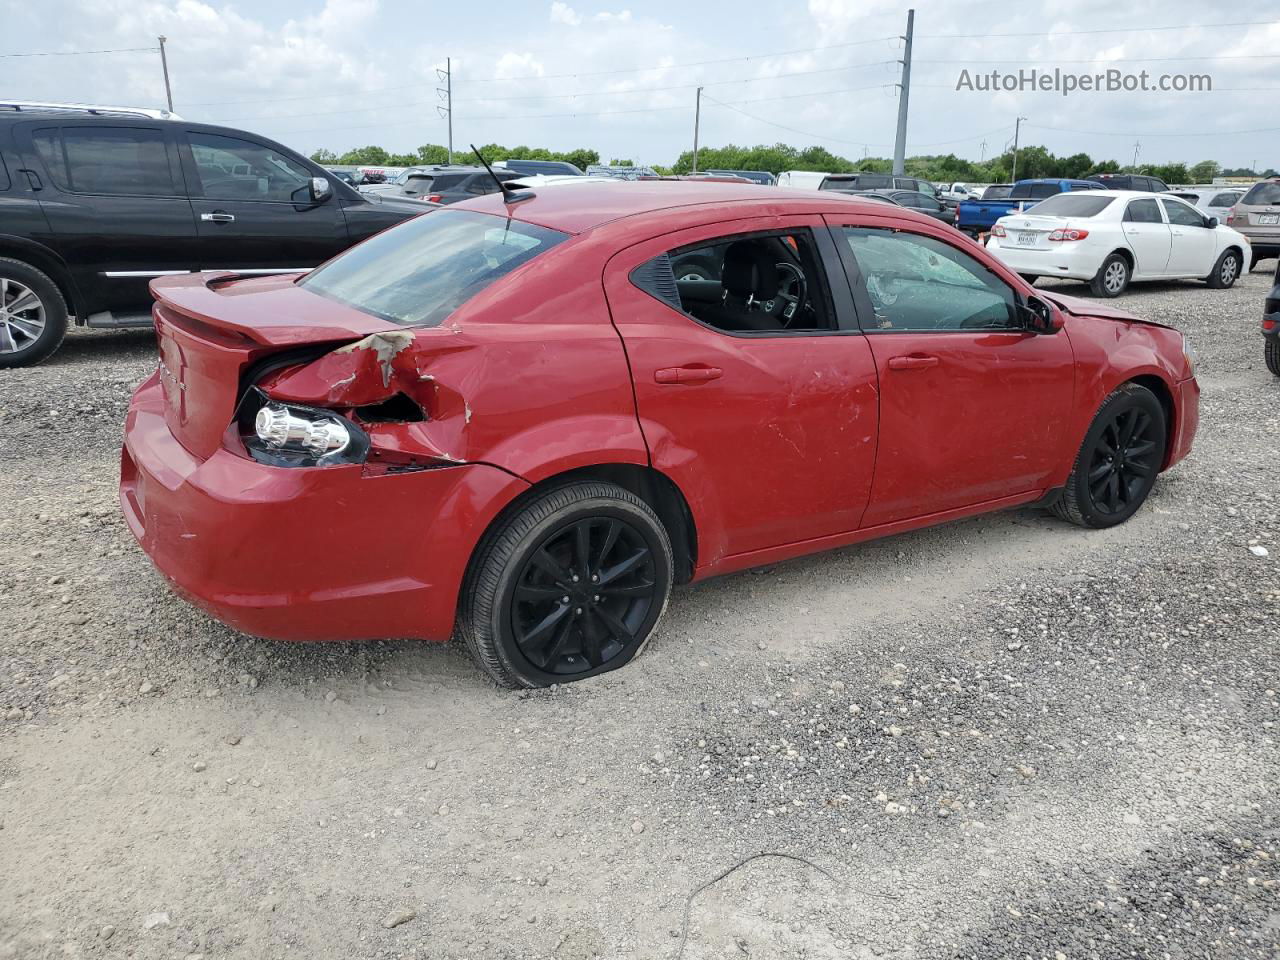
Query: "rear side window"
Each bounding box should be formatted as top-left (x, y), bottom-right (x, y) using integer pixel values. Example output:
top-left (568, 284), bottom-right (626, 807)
top-left (300, 209), bottom-right (567, 326)
top-left (1125, 199), bottom-right (1163, 223)
top-left (1026, 194), bottom-right (1114, 217)
top-left (32, 126), bottom-right (176, 196)
top-left (0, 150), bottom-right (9, 190)
top-left (1243, 182), bottom-right (1280, 205)
top-left (188, 132), bottom-right (311, 202)
top-left (1009, 183), bottom-right (1059, 200)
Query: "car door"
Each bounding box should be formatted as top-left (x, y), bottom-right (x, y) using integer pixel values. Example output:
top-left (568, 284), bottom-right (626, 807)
top-left (603, 215), bottom-right (880, 562)
top-left (180, 129), bottom-right (348, 273)
top-left (1161, 197), bottom-right (1217, 276)
top-left (1122, 197), bottom-right (1173, 277)
top-left (17, 120), bottom-right (196, 315)
top-left (826, 217), bottom-right (1075, 527)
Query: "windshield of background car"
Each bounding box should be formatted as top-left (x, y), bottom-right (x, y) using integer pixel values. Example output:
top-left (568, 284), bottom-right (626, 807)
top-left (1242, 182), bottom-right (1280, 205)
top-left (1026, 194), bottom-right (1115, 217)
top-left (299, 210), bottom-right (569, 326)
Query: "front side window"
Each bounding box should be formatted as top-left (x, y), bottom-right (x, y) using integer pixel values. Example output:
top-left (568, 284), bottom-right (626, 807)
top-left (631, 229), bottom-right (836, 335)
top-left (1124, 199), bottom-right (1163, 223)
top-left (841, 227), bottom-right (1016, 332)
top-left (188, 132), bottom-right (311, 202)
top-left (32, 126), bottom-right (175, 196)
top-left (1161, 199), bottom-right (1205, 227)
top-left (301, 209), bottom-right (567, 326)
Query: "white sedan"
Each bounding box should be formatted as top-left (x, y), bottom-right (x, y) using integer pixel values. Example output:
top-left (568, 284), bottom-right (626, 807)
top-left (985, 190), bottom-right (1249, 297)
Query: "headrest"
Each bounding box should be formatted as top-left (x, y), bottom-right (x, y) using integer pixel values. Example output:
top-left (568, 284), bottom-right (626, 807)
top-left (721, 241), bottom-right (778, 301)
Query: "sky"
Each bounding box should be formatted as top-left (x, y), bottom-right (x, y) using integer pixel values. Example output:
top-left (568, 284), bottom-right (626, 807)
top-left (6, 0), bottom-right (1279, 170)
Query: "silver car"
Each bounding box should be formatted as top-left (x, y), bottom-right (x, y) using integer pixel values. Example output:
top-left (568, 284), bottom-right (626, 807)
top-left (1163, 187), bottom-right (1246, 222)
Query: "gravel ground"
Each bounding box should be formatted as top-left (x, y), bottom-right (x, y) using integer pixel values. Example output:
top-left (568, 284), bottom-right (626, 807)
top-left (1, 265), bottom-right (1277, 959)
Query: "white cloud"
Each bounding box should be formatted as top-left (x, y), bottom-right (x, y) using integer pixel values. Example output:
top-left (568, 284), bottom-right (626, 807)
top-left (549, 2), bottom-right (581, 26)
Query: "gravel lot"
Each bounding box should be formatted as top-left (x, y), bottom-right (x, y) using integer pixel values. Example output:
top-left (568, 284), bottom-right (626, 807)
top-left (1, 266), bottom-right (1277, 959)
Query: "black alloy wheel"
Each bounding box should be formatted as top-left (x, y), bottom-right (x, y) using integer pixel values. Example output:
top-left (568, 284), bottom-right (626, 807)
top-left (1084, 407), bottom-right (1160, 516)
top-left (462, 481), bottom-right (673, 688)
top-left (511, 516), bottom-right (659, 675)
top-left (1054, 383), bottom-right (1167, 529)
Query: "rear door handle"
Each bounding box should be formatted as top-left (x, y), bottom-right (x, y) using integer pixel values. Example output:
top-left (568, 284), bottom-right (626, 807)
top-left (654, 365), bottom-right (723, 384)
top-left (887, 355), bottom-right (939, 371)
top-left (200, 212), bottom-right (236, 223)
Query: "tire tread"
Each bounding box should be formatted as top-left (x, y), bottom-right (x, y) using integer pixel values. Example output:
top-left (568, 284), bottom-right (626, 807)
top-left (0, 257), bottom-right (69, 368)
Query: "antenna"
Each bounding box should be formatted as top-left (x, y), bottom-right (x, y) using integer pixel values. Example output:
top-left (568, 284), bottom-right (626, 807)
top-left (469, 143), bottom-right (534, 205)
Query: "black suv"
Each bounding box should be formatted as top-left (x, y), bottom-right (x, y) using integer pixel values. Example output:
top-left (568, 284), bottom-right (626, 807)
top-left (1085, 173), bottom-right (1170, 192)
top-left (0, 104), bottom-right (428, 366)
top-left (818, 172), bottom-right (943, 199)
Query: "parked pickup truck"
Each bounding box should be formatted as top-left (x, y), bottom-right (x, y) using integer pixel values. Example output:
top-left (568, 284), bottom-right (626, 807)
top-left (956, 178), bottom-right (1102, 237)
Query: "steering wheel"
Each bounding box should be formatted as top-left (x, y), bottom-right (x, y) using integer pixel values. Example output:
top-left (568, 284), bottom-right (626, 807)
top-left (768, 262), bottom-right (808, 326)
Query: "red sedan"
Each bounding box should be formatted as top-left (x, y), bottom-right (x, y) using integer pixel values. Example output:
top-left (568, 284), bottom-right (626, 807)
top-left (120, 182), bottom-right (1198, 687)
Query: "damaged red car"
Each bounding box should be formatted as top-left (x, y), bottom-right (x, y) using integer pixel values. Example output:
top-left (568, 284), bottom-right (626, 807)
top-left (120, 182), bottom-right (1199, 687)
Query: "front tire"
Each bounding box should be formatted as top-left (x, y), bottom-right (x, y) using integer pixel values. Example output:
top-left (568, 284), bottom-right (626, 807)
top-left (1266, 338), bottom-right (1280, 377)
top-left (1089, 253), bottom-right (1130, 298)
top-left (1206, 249), bottom-right (1240, 289)
top-left (461, 481), bottom-right (674, 688)
top-left (1053, 383), bottom-right (1167, 529)
top-left (0, 258), bottom-right (68, 368)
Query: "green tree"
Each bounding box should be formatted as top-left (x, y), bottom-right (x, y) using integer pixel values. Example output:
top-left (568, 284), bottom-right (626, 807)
top-left (338, 145), bottom-right (391, 165)
top-left (310, 148), bottom-right (339, 164)
top-left (1189, 160), bottom-right (1220, 183)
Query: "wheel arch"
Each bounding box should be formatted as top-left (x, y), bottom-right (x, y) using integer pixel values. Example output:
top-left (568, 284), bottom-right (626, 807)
top-left (1108, 246), bottom-right (1135, 270)
top-left (0, 236), bottom-right (80, 319)
top-left (465, 462), bottom-right (698, 590)
top-left (1125, 373), bottom-right (1178, 469)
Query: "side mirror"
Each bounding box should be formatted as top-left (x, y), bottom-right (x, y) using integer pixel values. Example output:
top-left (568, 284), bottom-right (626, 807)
top-left (1018, 295), bottom-right (1061, 334)
top-left (310, 176), bottom-right (332, 202)
top-left (1205, 215), bottom-right (1218, 228)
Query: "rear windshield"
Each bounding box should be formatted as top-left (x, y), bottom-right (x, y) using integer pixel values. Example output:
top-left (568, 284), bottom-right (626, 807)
top-left (855, 174), bottom-right (893, 189)
top-left (1009, 183), bottom-right (1060, 200)
top-left (429, 173), bottom-right (470, 191)
top-left (1024, 193), bottom-right (1115, 217)
top-left (981, 185), bottom-right (1012, 200)
top-left (300, 210), bottom-right (568, 326)
top-left (1242, 182), bottom-right (1280, 205)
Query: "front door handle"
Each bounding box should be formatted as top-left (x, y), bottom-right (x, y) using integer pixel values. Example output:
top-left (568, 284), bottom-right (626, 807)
top-left (201, 212), bottom-right (236, 223)
top-left (887, 354), bottom-right (939, 371)
top-left (654, 365), bottom-right (723, 384)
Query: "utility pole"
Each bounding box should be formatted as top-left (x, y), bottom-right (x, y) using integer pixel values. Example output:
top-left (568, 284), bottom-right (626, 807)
top-left (1011, 116), bottom-right (1027, 182)
top-left (892, 8), bottom-right (914, 176)
top-left (436, 59), bottom-right (453, 164)
top-left (157, 36), bottom-right (173, 113)
top-left (691, 86), bottom-right (703, 175)
top-left (1131, 140), bottom-right (1141, 171)
top-left (979, 139), bottom-right (987, 162)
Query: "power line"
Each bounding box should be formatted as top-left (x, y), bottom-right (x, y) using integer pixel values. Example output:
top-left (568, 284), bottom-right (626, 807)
top-left (915, 18), bottom-right (1280, 38)
top-left (0, 46), bottom-right (158, 58)
top-left (916, 53), bottom-right (1280, 64)
top-left (1025, 122), bottom-right (1280, 137)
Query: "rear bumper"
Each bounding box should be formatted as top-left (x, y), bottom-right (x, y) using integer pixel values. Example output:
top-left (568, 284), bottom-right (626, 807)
top-left (985, 239), bottom-right (1100, 280)
top-left (120, 374), bottom-right (527, 642)
top-left (1167, 377), bottom-right (1200, 469)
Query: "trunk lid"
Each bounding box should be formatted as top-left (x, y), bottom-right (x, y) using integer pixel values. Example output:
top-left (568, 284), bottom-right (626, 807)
top-left (151, 272), bottom-right (401, 459)
top-left (1002, 215), bottom-right (1061, 250)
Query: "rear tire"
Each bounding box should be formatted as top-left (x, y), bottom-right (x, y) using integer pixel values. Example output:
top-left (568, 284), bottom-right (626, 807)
top-left (1266, 338), bottom-right (1280, 377)
top-left (1053, 383), bottom-right (1167, 529)
top-left (0, 258), bottom-right (68, 368)
top-left (1206, 249), bottom-right (1240, 289)
top-left (1089, 253), bottom-right (1130, 298)
top-left (461, 481), bottom-right (673, 688)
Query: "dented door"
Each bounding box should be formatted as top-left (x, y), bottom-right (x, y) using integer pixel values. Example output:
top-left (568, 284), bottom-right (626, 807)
top-left (604, 215), bottom-right (879, 565)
